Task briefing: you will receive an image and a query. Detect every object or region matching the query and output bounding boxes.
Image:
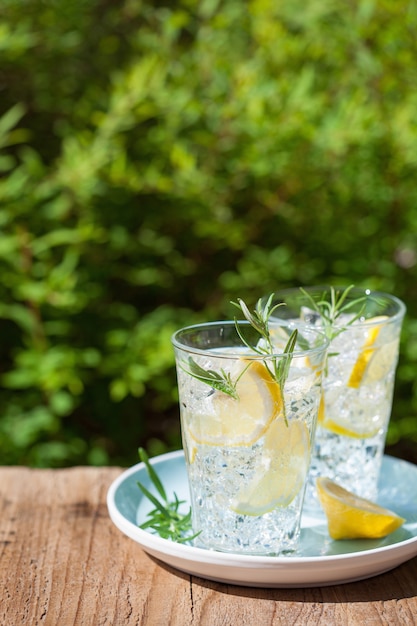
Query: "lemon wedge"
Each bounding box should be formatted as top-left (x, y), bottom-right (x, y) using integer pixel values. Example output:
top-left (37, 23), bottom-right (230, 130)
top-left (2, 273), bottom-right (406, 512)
top-left (318, 386), bottom-right (383, 439)
top-left (317, 396), bottom-right (382, 439)
top-left (316, 477), bottom-right (405, 539)
top-left (317, 315), bottom-right (393, 439)
top-left (187, 360), bottom-right (283, 447)
top-left (318, 417), bottom-right (380, 439)
top-left (317, 391), bottom-right (325, 424)
top-left (365, 340), bottom-right (398, 383)
top-left (231, 417), bottom-right (310, 516)
top-left (181, 425), bottom-right (197, 464)
top-left (347, 316), bottom-right (388, 388)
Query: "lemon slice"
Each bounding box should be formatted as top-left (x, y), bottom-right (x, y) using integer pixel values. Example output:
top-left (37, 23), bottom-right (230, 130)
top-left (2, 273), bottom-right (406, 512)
top-left (318, 380), bottom-right (382, 439)
top-left (317, 391), bottom-right (325, 424)
top-left (365, 340), bottom-right (398, 383)
top-left (317, 395), bottom-right (381, 439)
top-left (347, 316), bottom-right (388, 388)
top-left (231, 417), bottom-right (310, 516)
top-left (318, 417), bottom-right (380, 439)
top-left (181, 423), bottom-right (197, 464)
top-left (269, 325), bottom-right (293, 348)
top-left (187, 360), bottom-right (283, 447)
top-left (316, 477), bottom-right (405, 539)
top-left (269, 327), bottom-right (316, 372)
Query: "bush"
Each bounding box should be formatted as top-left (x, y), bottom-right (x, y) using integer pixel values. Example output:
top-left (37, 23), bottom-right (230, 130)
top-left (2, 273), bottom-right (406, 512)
top-left (1, 0), bottom-right (417, 466)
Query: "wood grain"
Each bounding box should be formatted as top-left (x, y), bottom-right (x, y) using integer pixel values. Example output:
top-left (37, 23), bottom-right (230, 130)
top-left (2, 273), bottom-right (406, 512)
top-left (1, 467), bottom-right (417, 625)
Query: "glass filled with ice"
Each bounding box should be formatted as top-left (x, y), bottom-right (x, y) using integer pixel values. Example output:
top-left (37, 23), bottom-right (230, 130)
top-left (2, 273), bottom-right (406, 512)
top-left (172, 319), bottom-right (328, 555)
top-left (265, 287), bottom-right (406, 511)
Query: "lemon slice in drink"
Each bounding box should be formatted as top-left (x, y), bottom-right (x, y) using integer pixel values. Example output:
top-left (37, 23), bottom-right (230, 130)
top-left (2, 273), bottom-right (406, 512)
top-left (187, 360), bottom-right (283, 447)
top-left (347, 316), bottom-right (388, 388)
top-left (317, 394), bottom-right (382, 439)
top-left (365, 340), bottom-right (398, 383)
top-left (231, 417), bottom-right (310, 516)
top-left (181, 424), bottom-right (197, 464)
top-left (269, 327), bottom-right (315, 372)
top-left (319, 417), bottom-right (381, 439)
top-left (316, 477), bottom-right (405, 539)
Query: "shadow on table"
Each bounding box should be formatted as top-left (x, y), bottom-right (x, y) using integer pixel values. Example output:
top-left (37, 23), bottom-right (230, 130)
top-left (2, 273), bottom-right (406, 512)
top-left (149, 555), bottom-right (417, 603)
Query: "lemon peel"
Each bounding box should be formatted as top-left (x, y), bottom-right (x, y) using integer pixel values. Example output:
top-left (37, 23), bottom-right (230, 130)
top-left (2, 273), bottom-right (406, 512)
top-left (347, 316), bottom-right (388, 388)
top-left (316, 477), bottom-right (405, 540)
top-left (365, 340), bottom-right (398, 383)
top-left (182, 427), bottom-right (197, 464)
top-left (317, 315), bottom-right (393, 438)
top-left (187, 360), bottom-right (283, 447)
top-left (317, 392), bottom-right (380, 438)
top-left (231, 417), bottom-right (310, 516)
top-left (318, 417), bottom-right (380, 439)
top-left (317, 397), bottom-right (381, 439)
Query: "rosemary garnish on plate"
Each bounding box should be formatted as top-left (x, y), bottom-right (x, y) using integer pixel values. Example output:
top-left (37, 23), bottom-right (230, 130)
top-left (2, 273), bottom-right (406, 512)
top-left (136, 447), bottom-right (201, 543)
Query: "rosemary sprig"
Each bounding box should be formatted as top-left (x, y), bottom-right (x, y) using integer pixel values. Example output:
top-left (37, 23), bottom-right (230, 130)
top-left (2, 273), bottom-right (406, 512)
top-left (231, 295), bottom-right (298, 423)
top-left (180, 357), bottom-right (249, 400)
top-left (136, 447), bottom-right (201, 543)
top-left (232, 293), bottom-right (285, 341)
top-left (231, 295), bottom-right (298, 384)
top-left (180, 295), bottom-right (298, 410)
top-left (300, 285), bottom-right (367, 341)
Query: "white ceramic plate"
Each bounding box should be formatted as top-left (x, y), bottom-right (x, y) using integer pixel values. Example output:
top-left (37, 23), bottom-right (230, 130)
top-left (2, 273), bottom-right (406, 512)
top-left (107, 451), bottom-right (417, 588)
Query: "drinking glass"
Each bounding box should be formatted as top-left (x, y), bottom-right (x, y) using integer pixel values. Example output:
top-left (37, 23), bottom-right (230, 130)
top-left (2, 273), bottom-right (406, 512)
top-left (265, 287), bottom-right (406, 511)
top-left (172, 320), bottom-right (328, 555)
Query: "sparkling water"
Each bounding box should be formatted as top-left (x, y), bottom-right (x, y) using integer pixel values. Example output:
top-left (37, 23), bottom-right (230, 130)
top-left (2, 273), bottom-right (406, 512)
top-left (298, 313), bottom-right (402, 510)
top-left (186, 442), bottom-right (307, 555)
top-left (176, 352), bottom-right (322, 555)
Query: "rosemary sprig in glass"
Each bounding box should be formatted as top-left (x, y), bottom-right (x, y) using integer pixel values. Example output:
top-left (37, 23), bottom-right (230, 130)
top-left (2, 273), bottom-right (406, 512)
top-left (231, 294), bottom-right (298, 424)
top-left (180, 295), bottom-right (298, 424)
top-left (181, 357), bottom-right (249, 400)
top-left (136, 447), bottom-right (201, 543)
top-left (231, 294), bottom-right (297, 389)
top-left (300, 285), bottom-right (367, 341)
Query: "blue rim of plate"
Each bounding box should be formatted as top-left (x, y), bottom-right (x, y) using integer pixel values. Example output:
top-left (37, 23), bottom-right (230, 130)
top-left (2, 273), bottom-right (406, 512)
top-left (107, 451), bottom-right (417, 586)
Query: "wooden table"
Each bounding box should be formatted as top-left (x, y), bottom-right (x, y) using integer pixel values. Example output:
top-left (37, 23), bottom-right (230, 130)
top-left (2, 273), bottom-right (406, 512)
top-left (1, 467), bottom-right (417, 625)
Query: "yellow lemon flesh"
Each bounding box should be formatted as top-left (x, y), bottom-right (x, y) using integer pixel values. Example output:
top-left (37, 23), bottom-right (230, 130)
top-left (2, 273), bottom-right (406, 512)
top-left (316, 477), bottom-right (405, 540)
top-left (187, 360), bottom-right (283, 447)
top-left (182, 427), bottom-right (197, 464)
top-left (317, 397), bottom-right (381, 439)
top-left (231, 417), bottom-right (310, 516)
top-left (318, 316), bottom-right (395, 439)
top-left (347, 316), bottom-right (389, 389)
top-left (365, 340), bottom-right (399, 383)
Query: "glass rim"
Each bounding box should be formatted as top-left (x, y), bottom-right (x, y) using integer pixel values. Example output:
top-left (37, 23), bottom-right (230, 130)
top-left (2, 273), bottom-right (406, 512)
top-left (267, 286), bottom-right (406, 327)
top-left (171, 320), bottom-right (329, 359)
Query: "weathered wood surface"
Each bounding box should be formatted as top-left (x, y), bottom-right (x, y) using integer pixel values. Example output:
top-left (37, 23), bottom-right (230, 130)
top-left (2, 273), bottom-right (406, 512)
top-left (1, 466), bottom-right (417, 626)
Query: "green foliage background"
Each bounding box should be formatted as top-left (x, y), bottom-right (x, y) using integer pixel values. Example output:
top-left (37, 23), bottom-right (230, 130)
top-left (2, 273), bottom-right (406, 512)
top-left (1, 0), bottom-right (417, 467)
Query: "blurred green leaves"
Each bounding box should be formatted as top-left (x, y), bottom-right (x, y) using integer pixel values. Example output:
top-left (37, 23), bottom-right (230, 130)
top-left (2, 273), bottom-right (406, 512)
top-left (1, 0), bottom-right (417, 465)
